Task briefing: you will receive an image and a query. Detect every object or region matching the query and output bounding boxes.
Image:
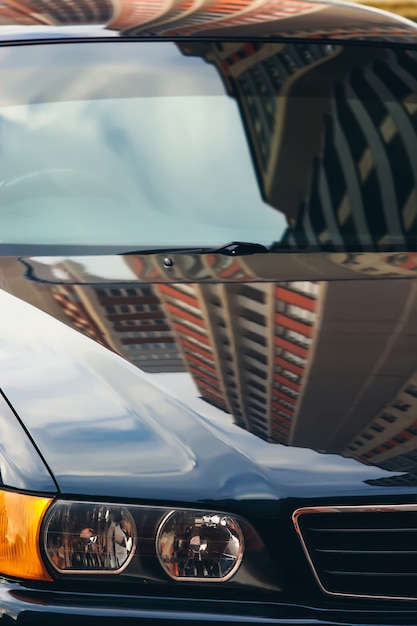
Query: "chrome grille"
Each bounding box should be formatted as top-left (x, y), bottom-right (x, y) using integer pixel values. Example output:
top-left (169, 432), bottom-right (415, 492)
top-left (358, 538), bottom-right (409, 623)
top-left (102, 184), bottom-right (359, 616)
top-left (293, 505), bottom-right (417, 600)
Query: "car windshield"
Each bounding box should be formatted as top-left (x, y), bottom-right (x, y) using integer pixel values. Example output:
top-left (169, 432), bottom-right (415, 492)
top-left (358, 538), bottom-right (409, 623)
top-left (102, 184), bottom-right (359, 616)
top-left (0, 40), bottom-right (416, 252)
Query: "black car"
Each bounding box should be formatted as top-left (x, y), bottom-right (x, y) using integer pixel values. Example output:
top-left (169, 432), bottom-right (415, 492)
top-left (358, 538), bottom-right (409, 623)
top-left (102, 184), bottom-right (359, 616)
top-left (1, 0), bottom-right (417, 622)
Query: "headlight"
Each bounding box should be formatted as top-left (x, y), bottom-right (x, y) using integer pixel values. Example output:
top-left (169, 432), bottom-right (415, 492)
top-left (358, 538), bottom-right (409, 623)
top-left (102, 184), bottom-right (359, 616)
top-left (0, 494), bottom-right (277, 588)
top-left (42, 500), bottom-right (246, 582)
top-left (156, 510), bottom-right (244, 581)
top-left (43, 502), bottom-right (136, 573)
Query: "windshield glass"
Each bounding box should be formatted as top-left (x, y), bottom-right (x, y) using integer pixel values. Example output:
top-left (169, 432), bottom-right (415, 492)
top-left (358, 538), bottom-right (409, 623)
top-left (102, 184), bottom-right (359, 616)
top-left (0, 41), bottom-right (416, 252)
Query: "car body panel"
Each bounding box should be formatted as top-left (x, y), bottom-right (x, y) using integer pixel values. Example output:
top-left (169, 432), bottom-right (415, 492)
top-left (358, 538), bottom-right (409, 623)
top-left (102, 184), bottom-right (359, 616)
top-left (0, 0), bottom-right (416, 43)
top-left (2, 264), bottom-right (417, 503)
top-left (1, 15), bottom-right (417, 623)
top-left (6, 579), bottom-right (417, 625)
top-left (0, 390), bottom-right (56, 492)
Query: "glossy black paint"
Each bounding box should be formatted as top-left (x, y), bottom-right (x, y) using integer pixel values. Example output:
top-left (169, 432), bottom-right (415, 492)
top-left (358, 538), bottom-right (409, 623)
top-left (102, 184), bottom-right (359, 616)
top-left (5, 255), bottom-right (417, 617)
top-left (0, 391), bottom-right (56, 492)
top-left (0, 285), bottom-right (385, 501)
top-left (0, 0), bottom-right (416, 44)
top-left (1, 26), bottom-right (417, 625)
top-left (2, 272), bottom-right (417, 502)
top-left (6, 579), bottom-right (417, 625)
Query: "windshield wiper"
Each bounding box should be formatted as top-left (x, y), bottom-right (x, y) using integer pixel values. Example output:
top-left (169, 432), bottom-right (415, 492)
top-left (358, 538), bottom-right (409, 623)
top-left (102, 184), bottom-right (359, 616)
top-left (120, 241), bottom-right (270, 257)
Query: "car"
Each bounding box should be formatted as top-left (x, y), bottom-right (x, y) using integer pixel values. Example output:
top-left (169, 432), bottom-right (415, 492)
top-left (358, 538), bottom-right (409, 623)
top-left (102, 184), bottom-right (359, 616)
top-left (0, 0), bottom-right (417, 623)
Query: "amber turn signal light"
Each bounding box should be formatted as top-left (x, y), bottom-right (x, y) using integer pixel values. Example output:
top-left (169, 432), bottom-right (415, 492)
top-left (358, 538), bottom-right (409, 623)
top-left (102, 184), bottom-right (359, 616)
top-left (0, 490), bottom-right (53, 581)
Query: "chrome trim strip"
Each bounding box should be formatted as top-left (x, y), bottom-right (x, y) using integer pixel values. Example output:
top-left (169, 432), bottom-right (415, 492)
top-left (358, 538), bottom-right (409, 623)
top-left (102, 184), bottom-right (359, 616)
top-left (293, 504), bottom-right (417, 602)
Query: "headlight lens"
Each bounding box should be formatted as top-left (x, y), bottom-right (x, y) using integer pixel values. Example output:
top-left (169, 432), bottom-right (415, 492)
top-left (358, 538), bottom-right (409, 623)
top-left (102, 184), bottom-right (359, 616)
top-left (156, 510), bottom-right (244, 581)
top-left (43, 502), bottom-right (136, 573)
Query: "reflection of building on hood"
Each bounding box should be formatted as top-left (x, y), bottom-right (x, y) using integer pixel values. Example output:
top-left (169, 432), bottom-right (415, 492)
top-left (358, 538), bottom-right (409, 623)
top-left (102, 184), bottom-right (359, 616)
top-left (330, 252), bottom-right (417, 278)
top-left (366, 472), bottom-right (417, 487)
top-left (153, 275), bottom-right (417, 484)
top-left (27, 259), bottom-right (186, 374)
top-left (344, 371), bottom-right (417, 474)
top-left (155, 280), bottom-right (322, 446)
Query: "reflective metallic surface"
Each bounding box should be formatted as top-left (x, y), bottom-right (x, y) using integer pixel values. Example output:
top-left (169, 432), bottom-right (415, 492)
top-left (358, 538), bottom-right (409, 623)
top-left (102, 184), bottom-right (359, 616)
top-left (6, 266), bottom-right (417, 500)
top-left (293, 504), bottom-right (417, 601)
top-left (0, 392), bottom-right (56, 492)
top-left (2, 34), bottom-right (417, 492)
top-left (0, 0), bottom-right (416, 43)
top-left (2, 26), bottom-right (417, 626)
top-left (1, 292), bottom-right (417, 610)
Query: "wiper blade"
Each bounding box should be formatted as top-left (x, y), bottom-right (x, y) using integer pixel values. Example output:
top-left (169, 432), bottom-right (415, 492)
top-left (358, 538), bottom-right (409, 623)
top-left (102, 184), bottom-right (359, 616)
top-left (215, 242), bottom-right (269, 256)
top-left (120, 241), bottom-right (270, 257)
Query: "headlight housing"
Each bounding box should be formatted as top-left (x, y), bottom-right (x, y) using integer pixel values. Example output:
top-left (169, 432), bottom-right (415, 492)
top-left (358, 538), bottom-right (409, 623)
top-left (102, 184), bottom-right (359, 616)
top-left (42, 500), bottom-right (247, 583)
top-left (4, 497), bottom-right (279, 591)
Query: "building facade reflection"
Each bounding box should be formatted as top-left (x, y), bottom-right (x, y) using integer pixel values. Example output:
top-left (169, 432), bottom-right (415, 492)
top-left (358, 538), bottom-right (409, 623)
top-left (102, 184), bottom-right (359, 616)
top-left (284, 48), bottom-right (417, 251)
top-left (155, 281), bottom-right (321, 444)
top-left (1, 30), bottom-right (417, 483)
top-left (0, 0), bottom-right (416, 32)
top-left (7, 249), bottom-right (417, 485)
top-left (179, 41), bottom-right (417, 252)
top-left (345, 371), bottom-right (417, 471)
top-left (23, 263), bottom-right (417, 482)
top-left (15, 258), bottom-right (186, 373)
top-left (0, 0), bottom-right (338, 31)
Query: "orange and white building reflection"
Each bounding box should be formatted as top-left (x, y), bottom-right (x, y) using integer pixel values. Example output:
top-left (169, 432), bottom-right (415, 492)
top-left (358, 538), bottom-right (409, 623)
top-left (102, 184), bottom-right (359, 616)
top-left (155, 279), bottom-right (322, 444)
top-left (9, 252), bottom-right (417, 480)
top-left (23, 258), bottom-right (187, 374)
top-left (0, 0), bottom-right (324, 28)
top-left (0, 0), bottom-right (326, 30)
top-left (3, 0), bottom-right (416, 35)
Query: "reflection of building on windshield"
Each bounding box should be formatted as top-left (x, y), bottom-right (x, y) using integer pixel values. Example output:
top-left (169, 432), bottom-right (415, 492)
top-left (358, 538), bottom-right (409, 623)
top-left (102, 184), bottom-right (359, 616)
top-left (180, 41), bottom-right (417, 252)
top-left (179, 41), bottom-right (337, 225)
top-left (283, 49), bottom-right (417, 252)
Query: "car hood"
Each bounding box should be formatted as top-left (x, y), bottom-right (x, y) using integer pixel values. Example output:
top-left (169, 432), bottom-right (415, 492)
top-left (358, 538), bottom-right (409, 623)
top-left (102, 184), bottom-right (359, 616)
top-left (1, 253), bottom-right (417, 503)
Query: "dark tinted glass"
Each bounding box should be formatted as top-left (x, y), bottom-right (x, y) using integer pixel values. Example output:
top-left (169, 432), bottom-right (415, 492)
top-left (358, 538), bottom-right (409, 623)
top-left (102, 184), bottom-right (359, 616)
top-left (0, 41), bottom-right (416, 251)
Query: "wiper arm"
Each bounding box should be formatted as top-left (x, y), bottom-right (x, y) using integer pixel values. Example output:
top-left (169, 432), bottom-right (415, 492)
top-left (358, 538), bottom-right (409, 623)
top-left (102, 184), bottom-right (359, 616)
top-left (120, 241), bottom-right (270, 257)
top-left (215, 242), bottom-right (269, 256)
